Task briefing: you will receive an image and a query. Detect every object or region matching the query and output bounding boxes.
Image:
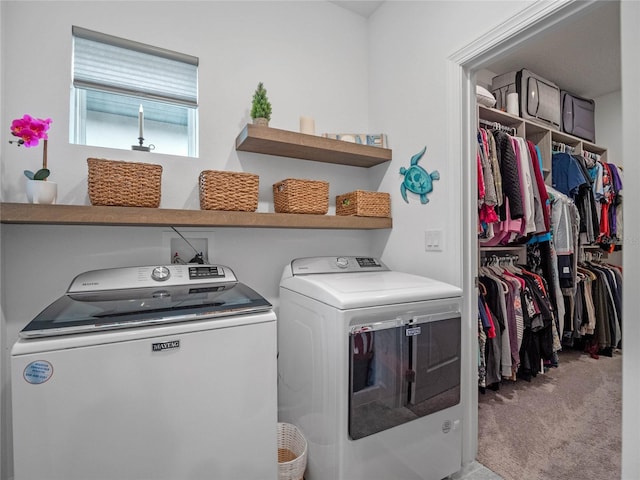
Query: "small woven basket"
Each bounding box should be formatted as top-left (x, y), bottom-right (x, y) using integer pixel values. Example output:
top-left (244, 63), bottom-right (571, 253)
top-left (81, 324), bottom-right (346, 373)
top-left (87, 158), bottom-right (162, 208)
top-left (273, 178), bottom-right (329, 215)
top-left (277, 423), bottom-right (307, 480)
top-left (336, 190), bottom-right (391, 217)
top-left (199, 170), bottom-right (259, 211)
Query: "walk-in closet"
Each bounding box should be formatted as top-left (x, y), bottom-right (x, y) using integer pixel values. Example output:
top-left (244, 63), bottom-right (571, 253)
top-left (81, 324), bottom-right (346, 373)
top-left (473, 2), bottom-right (622, 478)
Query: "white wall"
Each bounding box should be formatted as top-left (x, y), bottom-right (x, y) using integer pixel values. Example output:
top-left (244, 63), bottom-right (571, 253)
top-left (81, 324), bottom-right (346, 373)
top-left (595, 90), bottom-right (623, 165)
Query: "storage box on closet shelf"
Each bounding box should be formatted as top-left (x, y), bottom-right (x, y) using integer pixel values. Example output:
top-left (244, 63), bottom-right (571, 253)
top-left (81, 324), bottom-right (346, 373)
top-left (198, 170), bottom-right (259, 212)
top-left (336, 190), bottom-right (391, 218)
top-left (273, 178), bottom-right (329, 215)
top-left (87, 158), bottom-right (162, 208)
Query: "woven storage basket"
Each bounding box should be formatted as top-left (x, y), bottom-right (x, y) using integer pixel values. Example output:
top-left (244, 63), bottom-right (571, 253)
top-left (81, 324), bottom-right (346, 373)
top-left (273, 178), bottom-right (329, 215)
top-left (199, 170), bottom-right (259, 211)
top-left (87, 158), bottom-right (162, 208)
top-left (336, 190), bottom-right (391, 217)
top-left (277, 423), bottom-right (308, 480)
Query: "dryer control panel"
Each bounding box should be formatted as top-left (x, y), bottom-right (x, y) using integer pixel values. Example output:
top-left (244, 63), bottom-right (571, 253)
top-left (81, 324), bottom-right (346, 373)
top-left (290, 256), bottom-right (389, 275)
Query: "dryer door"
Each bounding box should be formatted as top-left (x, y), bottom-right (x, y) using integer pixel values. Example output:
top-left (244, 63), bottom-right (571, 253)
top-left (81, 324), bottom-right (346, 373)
top-left (410, 314), bottom-right (461, 406)
top-left (348, 310), bottom-right (461, 440)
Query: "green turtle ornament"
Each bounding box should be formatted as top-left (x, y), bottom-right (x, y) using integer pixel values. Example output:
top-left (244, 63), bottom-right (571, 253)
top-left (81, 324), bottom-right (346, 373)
top-left (399, 146), bottom-right (439, 204)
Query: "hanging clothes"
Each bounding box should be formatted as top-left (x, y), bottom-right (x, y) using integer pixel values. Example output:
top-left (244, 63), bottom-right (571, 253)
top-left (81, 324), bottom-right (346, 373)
top-left (563, 257), bottom-right (623, 358)
top-left (478, 256), bottom-right (560, 389)
top-left (552, 152), bottom-right (600, 244)
top-left (478, 128), bottom-right (550, 246)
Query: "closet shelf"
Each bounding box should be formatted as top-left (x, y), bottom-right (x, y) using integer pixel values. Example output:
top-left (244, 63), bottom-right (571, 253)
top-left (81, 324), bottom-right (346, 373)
top-left (235, 123), bottom-right (392, 167)
top-left (478, 105), bottom-right (609, 188)
top-left (478, 106), bottom-right (607, 154)
top-left (0, 203), bottom-right (392, 229)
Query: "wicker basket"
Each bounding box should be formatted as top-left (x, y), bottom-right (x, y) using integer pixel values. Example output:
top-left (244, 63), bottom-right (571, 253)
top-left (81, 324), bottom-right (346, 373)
top-left (273, 178), bottom-right (329, 215)
top-left (199, 170), bottom-right (259, 211)
top-left (336, 190), bottom-right (391, 217)
top-left (87, 158), bottom-right (162, 208)
top-left (277, 423), bottom-right (307, 480)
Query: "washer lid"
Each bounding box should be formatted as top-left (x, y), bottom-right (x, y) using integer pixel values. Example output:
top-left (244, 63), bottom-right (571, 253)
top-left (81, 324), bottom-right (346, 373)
top-left (280, 270), bottom-right (462, 309)
top-left (19, 281), bottom-right (272, 339)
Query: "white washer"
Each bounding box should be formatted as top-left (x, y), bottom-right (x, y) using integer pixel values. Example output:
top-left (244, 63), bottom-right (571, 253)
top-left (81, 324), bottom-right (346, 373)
top-left (11, 264), bottom-right (277, 480)
top-left (278, 256), bottom-right (464, 480)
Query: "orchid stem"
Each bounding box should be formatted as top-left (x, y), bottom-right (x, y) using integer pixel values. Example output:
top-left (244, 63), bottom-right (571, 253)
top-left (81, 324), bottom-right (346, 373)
top-left (42, 139), bottom-right (48, 180)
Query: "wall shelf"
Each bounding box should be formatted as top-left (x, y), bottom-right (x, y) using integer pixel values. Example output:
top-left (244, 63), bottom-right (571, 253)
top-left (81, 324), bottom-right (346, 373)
top-left (235, 124), bottom-right (392, 167)
top-left (0, 203), bottom-right (392, 229)
top-left (1, 127), bottom-right (395, 230)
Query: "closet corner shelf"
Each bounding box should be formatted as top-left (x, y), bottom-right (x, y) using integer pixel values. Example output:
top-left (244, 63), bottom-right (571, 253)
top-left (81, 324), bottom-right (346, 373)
top-left (235, 124), bottom-right (392, 167)
top-left (0, 203), bottom-right (392, 230)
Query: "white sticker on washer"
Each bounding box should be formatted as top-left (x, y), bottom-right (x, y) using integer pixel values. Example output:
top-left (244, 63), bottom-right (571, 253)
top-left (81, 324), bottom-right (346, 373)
top-left (23, 360), bottom-right (53, 385)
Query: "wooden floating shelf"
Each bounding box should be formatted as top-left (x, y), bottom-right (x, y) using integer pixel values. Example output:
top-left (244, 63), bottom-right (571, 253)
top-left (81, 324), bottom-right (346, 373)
top-left (0, 203), bottom-right (392, 230)
top-left (235, 124), bottom-right (392, 168)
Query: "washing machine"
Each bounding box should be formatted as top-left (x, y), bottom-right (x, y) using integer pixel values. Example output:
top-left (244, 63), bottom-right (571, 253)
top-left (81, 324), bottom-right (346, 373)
top-left (277, 256), bottom-right (464, 480)
top-left (11, 264), bottom-right (277, 480)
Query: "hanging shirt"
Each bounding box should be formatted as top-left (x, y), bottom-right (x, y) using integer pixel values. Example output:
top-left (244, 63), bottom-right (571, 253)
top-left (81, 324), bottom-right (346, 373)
top-left (552, 152), bottom-right (588, 198)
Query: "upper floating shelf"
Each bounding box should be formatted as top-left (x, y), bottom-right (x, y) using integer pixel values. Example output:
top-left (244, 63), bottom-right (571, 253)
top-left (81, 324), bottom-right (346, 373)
top-left (0, 203), bottom-right (392, 230)
top-left (235, 124), bottom-right (392, 168)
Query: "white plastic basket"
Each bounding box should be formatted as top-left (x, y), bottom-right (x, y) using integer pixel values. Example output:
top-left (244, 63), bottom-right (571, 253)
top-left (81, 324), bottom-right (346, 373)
top-left (277, 422), bottom-right (308, 480)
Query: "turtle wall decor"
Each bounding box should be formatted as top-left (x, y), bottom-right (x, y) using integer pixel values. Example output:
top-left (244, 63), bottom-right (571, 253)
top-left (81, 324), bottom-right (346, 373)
top-left (399, 146), bottom-right (440, 204)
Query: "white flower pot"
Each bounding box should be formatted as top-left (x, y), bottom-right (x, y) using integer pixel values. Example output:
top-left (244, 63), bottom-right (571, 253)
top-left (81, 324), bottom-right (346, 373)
top-left (26, 179), bottom-right (57, 204)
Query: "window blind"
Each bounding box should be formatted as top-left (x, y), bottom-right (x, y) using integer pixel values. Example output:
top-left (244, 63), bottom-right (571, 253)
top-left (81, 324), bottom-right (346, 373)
top-left (72, 26), bottom-right (198, 107)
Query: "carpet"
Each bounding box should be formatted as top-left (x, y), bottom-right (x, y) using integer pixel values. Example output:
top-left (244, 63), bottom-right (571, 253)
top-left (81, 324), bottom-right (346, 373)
top-left (477, 348), bottom-right (622, 480)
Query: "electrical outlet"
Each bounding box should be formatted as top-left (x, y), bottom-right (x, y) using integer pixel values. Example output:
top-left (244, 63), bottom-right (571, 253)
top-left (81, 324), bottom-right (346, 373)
top-left (425, 230), bottom-right (443, 252)
top-left (162, 230), bottom-right (214, 264)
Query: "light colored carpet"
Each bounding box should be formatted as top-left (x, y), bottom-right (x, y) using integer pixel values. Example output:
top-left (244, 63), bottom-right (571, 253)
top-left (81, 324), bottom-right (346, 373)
top-left (477, 348), bottom-right (622, 480)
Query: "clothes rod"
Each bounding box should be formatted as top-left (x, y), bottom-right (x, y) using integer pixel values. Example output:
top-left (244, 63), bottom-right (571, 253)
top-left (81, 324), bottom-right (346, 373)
top-left (552, 141), bottom-right (576, 153)
top-left (582, 150), bottom-right (601, 161)
top-left (478, 119), bottom-right (517, 136)
top-left (480, 253), bottom-right (521, 267)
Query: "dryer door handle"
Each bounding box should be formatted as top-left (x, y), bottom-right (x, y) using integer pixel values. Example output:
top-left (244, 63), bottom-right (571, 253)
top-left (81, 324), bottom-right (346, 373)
top-left (350, 317), bottom-right (404, 334)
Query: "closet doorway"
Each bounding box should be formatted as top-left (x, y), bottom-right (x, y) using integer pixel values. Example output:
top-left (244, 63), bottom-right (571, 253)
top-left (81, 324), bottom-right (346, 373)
top-left (448, 0), bottom-right (624, 476)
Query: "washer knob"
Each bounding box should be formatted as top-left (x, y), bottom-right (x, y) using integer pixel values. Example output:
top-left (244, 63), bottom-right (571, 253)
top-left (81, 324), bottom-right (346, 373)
top-left (336, 257), bottom-right (349, 269)
top-left (151, 266), bottom-right (171, 282)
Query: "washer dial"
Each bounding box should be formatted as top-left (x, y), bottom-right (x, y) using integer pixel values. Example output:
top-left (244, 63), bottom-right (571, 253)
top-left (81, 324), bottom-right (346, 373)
top-left (336, 257), bottom-right (349, 269)
top-left (151, 266), bottom-right (171, 282)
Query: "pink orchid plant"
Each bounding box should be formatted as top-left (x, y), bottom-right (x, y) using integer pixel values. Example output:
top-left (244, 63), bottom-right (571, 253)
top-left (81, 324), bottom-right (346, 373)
top-left (9, 114), bottom-right (53, 180)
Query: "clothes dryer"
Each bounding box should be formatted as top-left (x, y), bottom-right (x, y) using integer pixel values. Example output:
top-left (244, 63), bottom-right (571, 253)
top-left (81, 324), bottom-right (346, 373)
top-left (278, 256), bottom-right (464, 480)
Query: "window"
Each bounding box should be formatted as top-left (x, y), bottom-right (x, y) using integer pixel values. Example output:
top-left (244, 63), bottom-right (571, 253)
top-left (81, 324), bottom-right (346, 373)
top-left (71, 26), bottom-right (199, 157)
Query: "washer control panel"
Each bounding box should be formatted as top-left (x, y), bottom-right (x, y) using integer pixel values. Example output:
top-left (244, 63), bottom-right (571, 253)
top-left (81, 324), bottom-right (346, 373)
top-left (291, 256), bottom-right (388, 275)
top-left (68, 264), bottom-right (237, 292)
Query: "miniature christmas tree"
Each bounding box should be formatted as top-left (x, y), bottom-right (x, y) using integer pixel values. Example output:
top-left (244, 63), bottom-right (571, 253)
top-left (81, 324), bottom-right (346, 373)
top-left (250, 82), bottom-right (272, 124)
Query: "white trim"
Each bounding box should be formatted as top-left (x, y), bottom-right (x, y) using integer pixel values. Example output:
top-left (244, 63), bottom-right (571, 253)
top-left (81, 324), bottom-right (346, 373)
top-left (446, 0), bottom-right (602, 466)
top-left (620, 2), bottom-right (640, 477)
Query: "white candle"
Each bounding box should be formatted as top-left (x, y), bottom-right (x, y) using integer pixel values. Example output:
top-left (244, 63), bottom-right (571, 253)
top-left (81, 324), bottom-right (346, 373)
top-left (300, 116), bottom-right (315, 135)
top-left (138, 105), bottom-right (144, 139)
top-left (506, 93), bottom-right (519, 115)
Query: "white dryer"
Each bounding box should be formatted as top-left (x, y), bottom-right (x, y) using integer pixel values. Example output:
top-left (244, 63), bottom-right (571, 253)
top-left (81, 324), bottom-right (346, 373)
top-left (277, 256), bottom-right (464, 480)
